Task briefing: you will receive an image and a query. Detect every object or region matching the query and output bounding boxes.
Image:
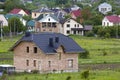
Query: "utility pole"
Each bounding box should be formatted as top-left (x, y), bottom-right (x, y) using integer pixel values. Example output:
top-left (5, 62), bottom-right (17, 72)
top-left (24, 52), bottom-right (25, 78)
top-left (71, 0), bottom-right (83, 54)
top-left (0, 21), bottom-right (3, 41)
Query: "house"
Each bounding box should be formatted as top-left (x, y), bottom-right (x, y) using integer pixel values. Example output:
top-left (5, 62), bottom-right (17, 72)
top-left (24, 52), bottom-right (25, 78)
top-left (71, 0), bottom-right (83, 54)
top-left (0, 14), bottom-right (8, 26)
top-left (62, 18), bottom-right (84, 36)
top-left (32, 7), bottom-right (54, 19)
top-left (26, 20), bottom-right (35, 32)
top-left (102, 15), bottom-right (120, 26)
top-left (98, 2), bottom-right (112, 15)
top-left (35, 14), bottom-right (61, 33)
top-left (9, 32), bottom-right (84, 72)
top-left (9, 8), bottom-right (29, 16)
top-left (5, 14), bottom-right (27, 26)
top-left (70, 9), bottom-right (81, 19)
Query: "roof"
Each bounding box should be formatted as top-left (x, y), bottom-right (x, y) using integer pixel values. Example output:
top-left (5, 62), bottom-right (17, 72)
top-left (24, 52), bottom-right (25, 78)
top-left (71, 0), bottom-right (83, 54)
top-left (71, 9), bottom-right (81, 17)
top-left (27, 20), bottom-right (35, 27)
top-left (9, 8), bottom-right (29, 15)
top-left (84, 25), bottom-right (93, 31)
top-left (106, 15), bottom-right (120, 23)
top-left (10, 32), bottom-right (84, 54)
top-left (98, 2), bottom-right (111, 8)
top-left (0, 64), bottom-right (14, 67)
top-left (36, 14), bottom-right (44, 21)
top-left (5, 14), bottom-right (21, 19)
top-left (33, 7), bottom-right (53, 13)
top-left (9, 8), bottom-right (22, 14)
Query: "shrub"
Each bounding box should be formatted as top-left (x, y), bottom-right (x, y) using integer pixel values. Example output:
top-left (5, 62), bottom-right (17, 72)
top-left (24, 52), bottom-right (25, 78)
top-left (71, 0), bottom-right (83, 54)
top-left (85, 31), bottom-right (94, 37)
top-left (81, 70), bottom-right (89, 79)
top-left (104, 33), bottom-right (110, 38)
top-left (79, 49), bottom-right (89, 58)
top-left (31, 70), bottom-right (39, 74)
top-left (103, 51), bottom-right (107, 56)
top-left (66, 76), bottom-right (71, 80)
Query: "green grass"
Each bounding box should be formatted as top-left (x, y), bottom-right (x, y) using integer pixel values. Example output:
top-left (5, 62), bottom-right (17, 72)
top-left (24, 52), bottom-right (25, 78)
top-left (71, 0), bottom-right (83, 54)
top-left (70, 35), bottom-right (120, 64)
top-left (1, 35), bottom-right (120, 64)
top-left (4, 70), bottom-right (120, 80)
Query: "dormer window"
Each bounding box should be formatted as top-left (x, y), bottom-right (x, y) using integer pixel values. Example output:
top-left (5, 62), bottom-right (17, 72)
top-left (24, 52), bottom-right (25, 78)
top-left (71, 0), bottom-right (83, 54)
top-left (48, 18), bottom-right (50, 21)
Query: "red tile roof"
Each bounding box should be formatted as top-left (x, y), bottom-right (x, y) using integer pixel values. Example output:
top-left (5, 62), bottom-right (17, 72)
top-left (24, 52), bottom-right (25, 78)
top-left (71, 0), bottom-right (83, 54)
top-left (71, 9), bottom-right (81, 17)
top-left (106, 15), bottom-right (120, 23)
top-left (9, 8), bottom-right (29, 15)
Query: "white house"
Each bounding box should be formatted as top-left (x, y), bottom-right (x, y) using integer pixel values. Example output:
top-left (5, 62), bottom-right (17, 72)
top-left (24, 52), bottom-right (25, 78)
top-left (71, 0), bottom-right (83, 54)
top-left (102, 15), bottom-right (120, 26)
top-left (62, 18), bottom-right (84, 36)
top-left (0, 14), bottom-right (8, 27)
top-left (98, 2), bottom-right (112, 14)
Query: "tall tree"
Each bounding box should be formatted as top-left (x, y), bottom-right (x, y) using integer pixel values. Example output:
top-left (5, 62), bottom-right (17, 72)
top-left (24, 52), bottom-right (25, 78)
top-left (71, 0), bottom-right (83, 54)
top-left (8, 17), bottom-right (26, 33)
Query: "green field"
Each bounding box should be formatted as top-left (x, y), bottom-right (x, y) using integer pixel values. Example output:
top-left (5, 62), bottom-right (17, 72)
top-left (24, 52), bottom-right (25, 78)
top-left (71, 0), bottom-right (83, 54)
top-left (70, 35), bottom-right (120, 64)
top-left (1, 70), bottom-right (119, 80)
top-left (0, 35), bottom-right (120, 64)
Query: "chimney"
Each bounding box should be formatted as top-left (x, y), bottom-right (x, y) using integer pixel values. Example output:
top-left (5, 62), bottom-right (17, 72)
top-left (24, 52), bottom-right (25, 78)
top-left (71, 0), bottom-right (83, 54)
top-left (49, 38), bottom-right (54, 47)
top-left (25, 31), bottom-right (31, 37)
top-left (55, 37), bottom-right (59, 43)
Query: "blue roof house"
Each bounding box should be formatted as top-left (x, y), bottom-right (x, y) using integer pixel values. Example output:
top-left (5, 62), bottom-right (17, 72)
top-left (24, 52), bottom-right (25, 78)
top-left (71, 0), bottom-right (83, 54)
top-left (10, 32), bottom-right (84, 73)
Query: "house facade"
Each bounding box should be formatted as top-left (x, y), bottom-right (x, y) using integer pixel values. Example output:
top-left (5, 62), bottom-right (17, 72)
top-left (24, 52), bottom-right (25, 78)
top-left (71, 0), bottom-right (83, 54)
top-left (98, 2), bottom-right (112, 14)
top-left (10, 32), bottom-right (84, 73)
top-left (62, 18), bottom-right (84, 36)
top-left (35, 14), bottom-right (61, 33)
top-left (102, 15), bottom-right (120, 26)
top-left (32, 7), bottom-right (54, 19)
top-left (0, 14), bottom-right (8, 26)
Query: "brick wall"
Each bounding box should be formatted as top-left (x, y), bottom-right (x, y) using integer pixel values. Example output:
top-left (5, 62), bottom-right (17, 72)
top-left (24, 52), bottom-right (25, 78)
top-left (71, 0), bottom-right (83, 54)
top-left (14, 42), bottom-right (78, 72)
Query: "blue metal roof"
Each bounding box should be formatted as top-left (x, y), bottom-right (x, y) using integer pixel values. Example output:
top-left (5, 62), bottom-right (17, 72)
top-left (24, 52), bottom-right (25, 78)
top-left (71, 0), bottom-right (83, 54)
top-left (10, 32), bottom-right (84, 54)
top-left (27, 20), bottom-right (35, 27)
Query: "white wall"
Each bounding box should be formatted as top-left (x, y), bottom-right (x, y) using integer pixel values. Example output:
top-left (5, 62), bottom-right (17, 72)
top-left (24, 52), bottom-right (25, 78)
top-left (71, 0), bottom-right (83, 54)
top-left (63, 19), bottom-right (83, 35)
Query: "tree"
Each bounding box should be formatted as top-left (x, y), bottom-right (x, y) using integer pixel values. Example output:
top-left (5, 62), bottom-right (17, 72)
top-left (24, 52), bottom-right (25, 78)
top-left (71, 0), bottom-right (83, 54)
top-left (4, 0), bottom-right (25, 12)
top-left (8, 17), bottom-right (26, 34)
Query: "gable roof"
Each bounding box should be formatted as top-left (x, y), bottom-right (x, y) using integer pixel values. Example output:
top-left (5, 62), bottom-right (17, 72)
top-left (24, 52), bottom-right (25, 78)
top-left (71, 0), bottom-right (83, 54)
top-left (10, 8), bottom-right (22, 14)
top-left (98, 2), bottom-right (111, 8)
top-left (105, 15), bottom-right (120, 23)
top-left (10, 32), bottom-right (84, 54)
top-left (71, 9), bottom-right (81, 17)
top-left (9, 8), bottom-right (29, 15)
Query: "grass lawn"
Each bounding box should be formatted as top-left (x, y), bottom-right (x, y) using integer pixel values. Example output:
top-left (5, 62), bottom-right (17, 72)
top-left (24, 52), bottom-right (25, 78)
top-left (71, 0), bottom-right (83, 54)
top-left (0, 35), bottom-right (120, 64)
top-left (70, 35), bottom-right (120, 64)
top-left (3, 70), bottom-right (120, 80)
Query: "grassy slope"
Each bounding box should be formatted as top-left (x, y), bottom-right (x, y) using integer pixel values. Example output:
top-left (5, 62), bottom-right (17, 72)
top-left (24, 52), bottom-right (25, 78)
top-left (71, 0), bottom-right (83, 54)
top-left (70, 35), bottom-right (120, 64)
top-left (6, 71), bottom-right (120, 80)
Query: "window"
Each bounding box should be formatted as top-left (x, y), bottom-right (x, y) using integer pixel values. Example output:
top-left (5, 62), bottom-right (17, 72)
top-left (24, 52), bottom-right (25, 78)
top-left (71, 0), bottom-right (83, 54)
top-left (48, 18), bottom-right (50, 21)
top-left (67, 20), bottom-right (70, 23)
top-left (68, 59), bottom-right (73, 68)
top-left (34, 47), bottom-right (37, 53)
top-left (77, 24), bottom-right (79, 27)
top-left (26, 46), bottom-right (29, 53)
top-left (74, 24), bottom-right (76, 27)
top-left (34, 13), bottom-right (36, 16)
top-left (66, 30), bottom-right (70, 34)
top-left (48, 61), bottom-right (51, 67)
top-left (67, 24), bottom-right (70, 27)
top-left (26, 60), bottom-right (29, 66)
top-left (33, 60), bottom-right (36, 67)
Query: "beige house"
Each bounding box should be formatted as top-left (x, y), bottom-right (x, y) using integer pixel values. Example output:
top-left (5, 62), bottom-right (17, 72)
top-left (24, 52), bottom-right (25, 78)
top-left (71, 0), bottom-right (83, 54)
top-left (32, 7), bottom-right (54, 19)
top-left (10, 32), bottom-right (84, 73)
top-left (35, 14), bottom-right (61, 33)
